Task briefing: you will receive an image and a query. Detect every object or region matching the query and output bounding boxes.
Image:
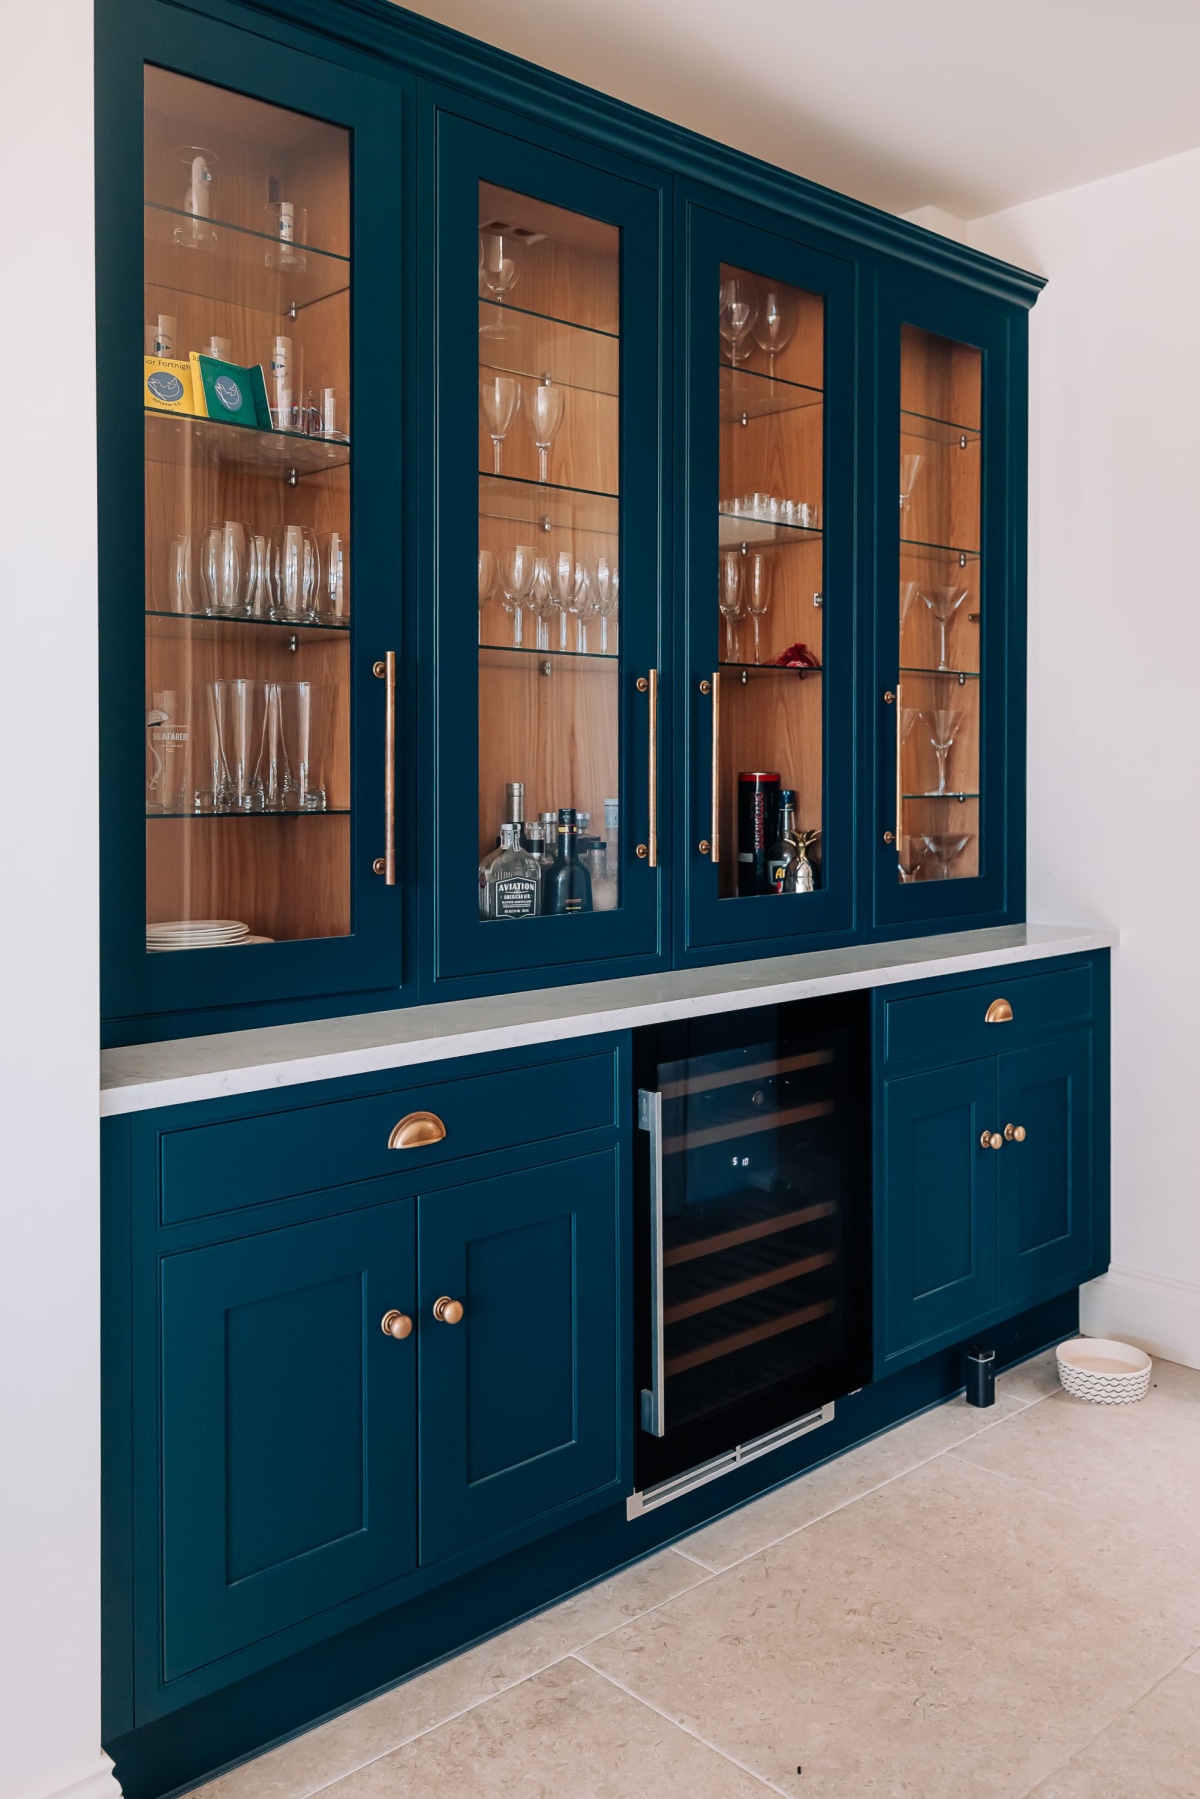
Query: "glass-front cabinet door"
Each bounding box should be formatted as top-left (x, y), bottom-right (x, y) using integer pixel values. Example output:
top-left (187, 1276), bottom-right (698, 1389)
top-left (681, 205), bottom-right (855, 960)
top-left (100, 9), bottom-right (402, 1038)
top-left (432, 115), bottom-right (664, 989)
top-left (874, 280), bottom-right (1014, 929)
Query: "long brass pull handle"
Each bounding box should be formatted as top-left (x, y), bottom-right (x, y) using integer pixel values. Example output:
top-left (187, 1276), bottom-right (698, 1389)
top-left (893, 680), bottom-right (903, 848)
top-left (388, 1110), bottom-right (446, 1149)
top-left (710, 671), bottom-right (720, 863)
top-left (372, 652), bottom-right (396, 884)
top-left (638, 1087), bottom-right (666, 1436)
top-left (645, 668), bottom-right (659, 868)
top-left (432, 1296), bottom-right (464, 1324)
top-left (381, 1309), bottom-right (413, 1339)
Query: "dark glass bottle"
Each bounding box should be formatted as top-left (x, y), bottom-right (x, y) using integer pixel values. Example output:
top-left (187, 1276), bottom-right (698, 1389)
top-left (767, 789), bottom-right (800, 893)
top-left (544, 807), bottom-right (593, 914)
top-left (737, 770), bottom-right (780, 896)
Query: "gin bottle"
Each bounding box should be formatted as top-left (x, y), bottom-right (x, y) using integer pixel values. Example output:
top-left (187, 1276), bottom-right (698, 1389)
top-left (483, 824), bottom-right (541, 919)
top-left (767, 788), bottom-right (801, 893)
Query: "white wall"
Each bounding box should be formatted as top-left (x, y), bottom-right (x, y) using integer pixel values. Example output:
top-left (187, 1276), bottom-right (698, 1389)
top-left (968, 150), bottom-right (1200, 1368)
top-left (0, 7), bottom-right (117, 1799)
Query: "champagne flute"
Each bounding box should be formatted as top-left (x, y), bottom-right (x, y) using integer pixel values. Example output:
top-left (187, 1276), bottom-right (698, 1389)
top-left (569, 562), bottom-right (593, 654)
top-left (719, 276), bottom-right (758, 366)
top-left (480, 375), bottom-right (520, 475)
top-left (751, 286), bottom-right (796, 374)
top-left (499, 543), bottom-right (536, 648)
top-left (593, 555), bottom-right (618, 654)
top-left (552, 551), bottom-right (575, 651)
top-left (526, 377), bottom-right (566, 484)
top-left (477, 548), bottom-right (496, 643)
top-left (745, 551), bottom-right (772, 664)
top-left (718, 549), bottom-right (744, 660)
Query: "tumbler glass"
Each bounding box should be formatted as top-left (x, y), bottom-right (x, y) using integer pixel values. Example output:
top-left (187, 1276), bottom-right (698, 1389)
top-left (318, 530), bottom-right (348, 623)
top-left (145, 689), bottom-right (190, 813)
top-left (214, 678), bottom-right (264, 812)
top-left (201, 520), bottom-right (251, 618)
top-left (280, 681), bottom-right (327, 811)
top-left (258, 681), bottom-right (289, 811)
top-left (272, 524), bottom-right (320, 624)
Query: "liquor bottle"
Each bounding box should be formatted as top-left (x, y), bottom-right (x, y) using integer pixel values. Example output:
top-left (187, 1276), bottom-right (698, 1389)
top-left (544, 808), bottom-right (593, 914)
top-left (603, 797), bottom-right (620, 893)
top-left (579, 836), bottom-right (617, 911)
top-left (537, 811), bottom-right (559, 870)
top-left (737, 771), bottom-right (780, 896)
top-left (482, 825), bottom-right (541, 919)
top-left (767, 789), bottom-right (801, 893)
top-left (522, 819), bottom-right (544, 860)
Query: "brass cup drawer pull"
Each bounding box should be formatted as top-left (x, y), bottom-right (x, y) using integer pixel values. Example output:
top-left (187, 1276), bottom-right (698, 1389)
top-left (985, 998), bottom-right (1013, 1024)
top-left (388, 1111), bottom-right (447, 1150)
top-left (381, 1309), bottom-right (413, 1340)
top-left (980, 1130), bottom-right (1004, 1150)
top-left (432, 1295), bottom-right (464, 1325)
top-left (1004, 1123), bottom-right (1027, 1142)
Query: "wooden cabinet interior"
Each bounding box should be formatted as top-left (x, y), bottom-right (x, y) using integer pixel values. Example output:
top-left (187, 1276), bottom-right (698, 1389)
top-left (142, 67), bottom-right (353, 947)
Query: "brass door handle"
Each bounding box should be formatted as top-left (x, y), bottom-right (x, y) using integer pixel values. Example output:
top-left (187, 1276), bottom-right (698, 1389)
top-left (708, 670), bottom-right (720, 864)
top-left (1004, 1123), bottom-right (1027, 1142)
top-left (636, 669), bottom-right (659, 868)
top-left (388, 1111), bottom-right (447, 1150)
top-left (985, 998), bottom-right (1013, 1024)
top-left (980, 1131), bottom-right (1004, 1150)
top-left (372, 652), bottom-right (396, 884)
top-left (432, 1295), bottom-right (464, 1324)
top-left (381, 1309), bottom-right (413, 1339)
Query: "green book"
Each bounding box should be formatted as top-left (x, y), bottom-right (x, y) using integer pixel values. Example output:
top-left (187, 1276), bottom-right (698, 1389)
top-left (189, 353), bottom-right (272, 430)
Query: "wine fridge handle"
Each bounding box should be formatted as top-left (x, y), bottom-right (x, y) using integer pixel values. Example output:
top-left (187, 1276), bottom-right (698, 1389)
top-left (710, 670), bottom-right (720, 863)
top-left (638, 1087), bottom-right (666, 1438)
top-left (373, 652), bottom-right (396, 885)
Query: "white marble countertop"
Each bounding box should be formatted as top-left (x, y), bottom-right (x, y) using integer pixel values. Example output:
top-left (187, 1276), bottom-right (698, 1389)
top-left (100, 924), bottom-right (1115, 1116)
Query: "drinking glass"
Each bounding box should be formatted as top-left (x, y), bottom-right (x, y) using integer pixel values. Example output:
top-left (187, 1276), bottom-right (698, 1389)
top-left (751, 286), bottom-right (796, 373)
top-left (927, 708), bottom-right (964, 796)
top-left (201, 520), bottom-right (250, 619)
top-left (258, 681), bottom-right (289, 811)
top-left (899, 452), bottom-right (924, 520)
top-left (718, 550), bottom-right (744, 660)
top-left (478, 229), bottom-right (522, 302)
top-left (899, 579), bottom-right (920, 633)
top-left (526, 378), bottom-right (566, 484)
top-left (745, 552), bottom-right (772, 664)
top-left (922, 832), bottom-right (973, 879)
top-left (318, 531), bottom-right (347, 624)
top-left (719, 276), bottom-right (758, 366)
top-left (568, 562), bottom-right (593, 653)
top-left (263, 199), bottom-right (308, 272)
top-left (897, 836), bottom-right (927, 883)
top-left (477, 548), bottom-right (496, 643)
top-left (552, 551), bottom-right (576, 651)
top-left (281, 680), bottom-right (327, 811)
top-left (247, 533), bottom-right (274, 621)
top-left (594, 556), bottom-right (618, 654)
top-left (165, 534), bottom-right (196, 615)
top-left (528, 555), bottom-right (554, 651)
top-left (480, 376), bottom-right (520, 475)
top-left (173, 146), bottom-right (218, 250)
top-left (499, 543), bottom-right (536, 648)
top-left (145, 689), bottom-right (190, 814)
top-left (272, 524), bottom-right (320, 624)
top-left (214, 678), bottom-right (264, 812)
top-left (919, 585), bottom-right (970, 670)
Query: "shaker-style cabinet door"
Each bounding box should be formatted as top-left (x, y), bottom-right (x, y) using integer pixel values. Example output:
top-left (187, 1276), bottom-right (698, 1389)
top-left (678, 197), bottom-right (857, 961)
top-left (878, 1060), bottom-right (999, 1370)
top-left (997, 1034), bottom-right (1093, 1304)
top-left (871, 275), bottom-right (1020, 933)
top-left (158, 1201), bottom-right (417, 1680)
top-left (417, 1150), bottom-right (621, 1566)
top-left (429, 109), bottom-right (667, 993)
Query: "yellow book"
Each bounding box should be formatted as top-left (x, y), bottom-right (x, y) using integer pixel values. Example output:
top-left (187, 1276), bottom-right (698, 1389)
top-left (143, 356), bottom-right (196, 414)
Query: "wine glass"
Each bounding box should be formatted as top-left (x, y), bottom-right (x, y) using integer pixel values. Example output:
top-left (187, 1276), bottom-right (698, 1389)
top-left (719, 550), bottom-right (744, 660)
top-left (927, 708), bottom-right (964, 796)
top-left (719, 276), bottom-right (758, 366)
top-left (527, 555), bottom-right (554, 651)
top-left (900, 453), bottom-right (924, 521)
top-left (751, 286), bottom-right (796, 374)
top-left (480, 375), bottom-right (520, 475)
top-left (594, 556), bottom-right (618, 654)
top-left (919, 585), bottom-right (970, 671)
top-left (477, 548), bottom-right (496, 643)
top-left (499, 543), bottom-right (536, 647)
top-left (526, 378), bottom-right (566, 484)
top-left (568, 562), bottom-right (593, 653)
top-left (897, 835), bottom-right (927, 883)
top-left (922, 832), bottom-right (973, 879)
top-left (744, 551), bottom-right (772, 664)
top-left (552, 551), bottom-right (575, 651)
top-left (478, 229), bottom-right (522, 333)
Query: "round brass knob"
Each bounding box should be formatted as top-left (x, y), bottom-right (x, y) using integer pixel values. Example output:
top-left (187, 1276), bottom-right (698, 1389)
top-left (433, 1295), bottom-right (464, 1325)
top-left (883, 690), bottom-right (896, 705)
top-left (636, 676), bottom-right (649, 693)
top-left (1004, 1123), bottom-right (1027, 1142)
top-left (980, 1130), bottom-right (1004, 1150)
top-left (698, 839), bottom-right (712, 855)
top-left (381, 1309), bottom-right (413, 1339)
top-left (883, 831), bottom-right (896, 845)
top-left (699, 679), bottom-right (712, 696)
top-left (636, 843), bottom-right (649, 859)
top-left (372, 857), bottom-right (387, 876)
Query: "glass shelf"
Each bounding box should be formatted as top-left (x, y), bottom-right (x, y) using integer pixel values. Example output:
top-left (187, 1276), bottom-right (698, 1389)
top-left (481, 642), bottom-right (617, 663)
top-left (148, 808), bottom-right (352, 820)
top-left (718, 661), bottom-right (823, 676)
top-left (901, 791), bottom-right (979, 801)
top-left (479, 302), bottom-right (618, 397)
top-left (144, 202), bottom-right (350, 312)
top-left (478, 473), bottom-right (618, 537)
top-left (479, 297), bottom-right (618, 342)
top-left (145, 409), bottom-right (350, 477)
top-left (719, 514), bottom-right (822, 549)
top-left (146, 610), bottom-right (350, 635)
top-left (900, 665), bottom-right (980, 680)
top-left (900, 535), bottom-right (980, 565)
top-left (719, 365), bottom-right (823, 423)
top-left (900, 407), bottom-right (981, 447)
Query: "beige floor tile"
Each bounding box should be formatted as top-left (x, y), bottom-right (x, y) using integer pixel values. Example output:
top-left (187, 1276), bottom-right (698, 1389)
top-left (321, 1658), bottom-right (776, 1799)
top-left (582, 1454), bottom-right (1200, 1799)
top-left (996, 1347), bottom-right (1065, 1406)
top-left (1024, 1668), bottom-right (1200, 1798)
top-left (1185, 1646), bottom-right (1200, 1675)
top-left (678, 1392), bottom-right (1028, 1572)
top-left (953, 1355), bottom-right (1200, 1558)
top-left (185, 1551), bottom-right (708, 1799)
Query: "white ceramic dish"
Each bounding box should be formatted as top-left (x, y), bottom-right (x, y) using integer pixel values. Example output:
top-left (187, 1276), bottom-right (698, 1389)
top-left (1056, 1337), bottom-right (1152, 1404)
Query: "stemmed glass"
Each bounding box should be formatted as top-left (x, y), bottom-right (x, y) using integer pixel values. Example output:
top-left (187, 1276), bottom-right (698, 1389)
top-left (526, 378), bottom-right (566, 484)
top-left (927, 708), bottom-right (963, 796)
top-left (568, 562), bottom-right (593, 653)
top-left (719, 277), bottom-right (758, 366)
top-left (900, 453), bottom-right (924, 522)
top-left (897, 836), bottom-right (927, 883)
top-left (594, 557), bottom-right (618, 654)
top-left (899, 579), bottom-right (920, 640)
top-left (478, 229), bottom-right (521, 336)
top-left (922, 832), bottom-right (973, 879)
top-left (919, 585), bottom-right (970, 671)
top-left (745, 551), bottom-right (771, 664)
top-left (480, 376), bottom-right (520, 475)
top-left (527, 556), bottom-right (555, 650)
top-left (499, 543), bottom-right (536, 647)
top-left (751, 287), bottom-right (796, 374)
top-left (552, 551), bottom-right (575, 650)
top-left (477, 548), bottom-right (496, 643)
top-left (719, 550), bottom-right (744, 660)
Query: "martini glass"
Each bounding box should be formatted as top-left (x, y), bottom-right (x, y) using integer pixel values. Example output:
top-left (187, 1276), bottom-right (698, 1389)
top-left (526, 378), bottom-right (566, 484)
top-left (477, 548), bottom-right (496, 643)
top-left (897, 835), bottom-right (927, 883)
top-left (927, 708), bottom-right (963, 796)
top-left (499, 543), bottom-right (536, 647)
top-left (718, 550), bottom-right (744, 660)
top-left (745, 551), bottom-right (772, 664)
top-left (751, 287), bottom-right (796, 374)
top-left (922, 832), bottom-right (973, 879)
top-left (719, 276), bottom-right (758, 367)
top-left (900, 452), bottom-right (924, 522)
top-left (480, 376), bottom-right (520, 475)
top-left (919, 585), bottom-right (970, 670)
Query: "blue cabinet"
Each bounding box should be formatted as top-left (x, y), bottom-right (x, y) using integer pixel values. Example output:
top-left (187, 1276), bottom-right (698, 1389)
top-left (997, 1034), bottom-right (1093, 1304)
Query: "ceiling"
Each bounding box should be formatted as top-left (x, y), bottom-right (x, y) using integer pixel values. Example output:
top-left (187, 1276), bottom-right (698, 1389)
top-left (397, 0), bottom-right (1200, 218)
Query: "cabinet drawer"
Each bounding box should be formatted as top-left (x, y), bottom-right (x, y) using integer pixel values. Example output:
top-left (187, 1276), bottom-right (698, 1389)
top-left (884, 964), bottom-right (1093, 1067)
top-left (160, 1048), bottom-right (618, 1224)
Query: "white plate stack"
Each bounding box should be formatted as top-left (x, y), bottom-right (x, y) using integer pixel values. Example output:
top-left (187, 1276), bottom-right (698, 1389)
top-left (146, 919), bottom-right (250, 953)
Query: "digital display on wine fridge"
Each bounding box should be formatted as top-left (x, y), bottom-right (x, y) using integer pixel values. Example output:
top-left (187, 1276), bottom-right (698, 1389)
top-left (633, 995), bottom-right (870, 1492)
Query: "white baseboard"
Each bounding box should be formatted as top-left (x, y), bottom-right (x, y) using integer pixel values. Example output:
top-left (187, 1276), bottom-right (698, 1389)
top-left (14, 1757), bottom-right (123, 1799)
top-left (1081, 1266), bottom-right (1200, 1371)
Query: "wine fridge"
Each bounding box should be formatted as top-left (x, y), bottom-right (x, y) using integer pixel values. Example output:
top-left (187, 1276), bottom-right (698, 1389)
top-left (631, 995), bottom-right (871, 1504)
